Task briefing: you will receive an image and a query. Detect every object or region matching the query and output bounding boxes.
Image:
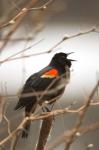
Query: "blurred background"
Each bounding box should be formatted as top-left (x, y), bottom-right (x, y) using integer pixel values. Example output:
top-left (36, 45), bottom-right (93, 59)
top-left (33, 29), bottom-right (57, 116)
top-left (0, 0), bottom-right (99, 149)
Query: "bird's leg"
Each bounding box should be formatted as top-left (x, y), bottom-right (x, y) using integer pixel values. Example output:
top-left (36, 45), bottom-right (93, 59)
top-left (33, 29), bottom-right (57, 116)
top-left (42, 106), bottom-right (50, 112)
top-left (42, 103), bottom-right (55, 121)
top-left (50, 103), bottom-right (55, 111)
top-left (49, 103), bottom-right (55, 121)
top-left (42, 103), bottom-right (54, 112)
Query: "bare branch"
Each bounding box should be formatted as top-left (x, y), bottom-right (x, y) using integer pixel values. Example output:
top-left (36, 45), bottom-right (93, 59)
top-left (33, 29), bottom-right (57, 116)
top-left (3, 115), bottom-right (11, 135)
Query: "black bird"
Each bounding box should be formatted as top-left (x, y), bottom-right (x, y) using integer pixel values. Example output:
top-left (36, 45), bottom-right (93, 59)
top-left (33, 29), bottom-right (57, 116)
top-left (15, 52), bottom-right (74, 138)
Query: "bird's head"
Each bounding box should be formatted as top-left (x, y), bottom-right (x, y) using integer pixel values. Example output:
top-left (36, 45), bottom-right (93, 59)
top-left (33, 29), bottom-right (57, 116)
top-left (50, 52), bottom-right (75, 68)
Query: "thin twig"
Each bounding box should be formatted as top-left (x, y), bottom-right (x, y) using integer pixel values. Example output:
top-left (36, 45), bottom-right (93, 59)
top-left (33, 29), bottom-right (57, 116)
top-left (3, 115), bottom-right (11, 135)
top-left (0, 37), bottom-right (33, 41)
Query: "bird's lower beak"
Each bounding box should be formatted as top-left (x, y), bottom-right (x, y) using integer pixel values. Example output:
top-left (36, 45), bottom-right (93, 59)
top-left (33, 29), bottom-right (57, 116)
top-left (68, 59), bottom-right (77, 61)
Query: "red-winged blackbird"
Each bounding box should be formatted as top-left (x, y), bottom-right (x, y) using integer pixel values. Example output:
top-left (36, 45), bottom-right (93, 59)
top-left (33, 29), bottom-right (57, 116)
top-left (15, 52), bottom-right (74, 138)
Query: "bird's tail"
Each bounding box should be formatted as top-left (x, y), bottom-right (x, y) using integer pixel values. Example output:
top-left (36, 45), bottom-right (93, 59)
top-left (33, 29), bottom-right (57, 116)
top-left (22, 120), bottom-right (31, 138)
top-left (22, 111), bottom-right (32, 138)
top-left (21, 102), bottom-right (37, 138)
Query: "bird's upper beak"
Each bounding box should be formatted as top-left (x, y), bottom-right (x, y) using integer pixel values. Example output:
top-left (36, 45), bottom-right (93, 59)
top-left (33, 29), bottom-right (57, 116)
top-left (67, 52), bottom-right (74, 56)
top-left (66, 52), bottom-right (76, 61)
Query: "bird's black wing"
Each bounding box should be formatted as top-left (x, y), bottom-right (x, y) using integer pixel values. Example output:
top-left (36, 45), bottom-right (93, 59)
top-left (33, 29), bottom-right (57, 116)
top-left (14, 72), bottom-right (38, 110)
top-left (14, 66), bottom-right (59, 111)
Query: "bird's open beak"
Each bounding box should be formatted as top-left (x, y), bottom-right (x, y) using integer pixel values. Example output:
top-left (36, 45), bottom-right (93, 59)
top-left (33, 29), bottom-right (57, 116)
top-left (66, 52), bottom-right (76, 61)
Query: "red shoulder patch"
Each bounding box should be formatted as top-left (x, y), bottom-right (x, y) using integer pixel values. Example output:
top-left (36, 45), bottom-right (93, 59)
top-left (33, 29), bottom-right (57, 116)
top-left (41, 69), bottom-right (58, 78)
top-left (45, 69), bottom-right (58, 76)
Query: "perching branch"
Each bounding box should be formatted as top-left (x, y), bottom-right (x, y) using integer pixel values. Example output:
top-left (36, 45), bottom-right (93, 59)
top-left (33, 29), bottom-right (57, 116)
top-left (36, 116), bottom-right (53, 150)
